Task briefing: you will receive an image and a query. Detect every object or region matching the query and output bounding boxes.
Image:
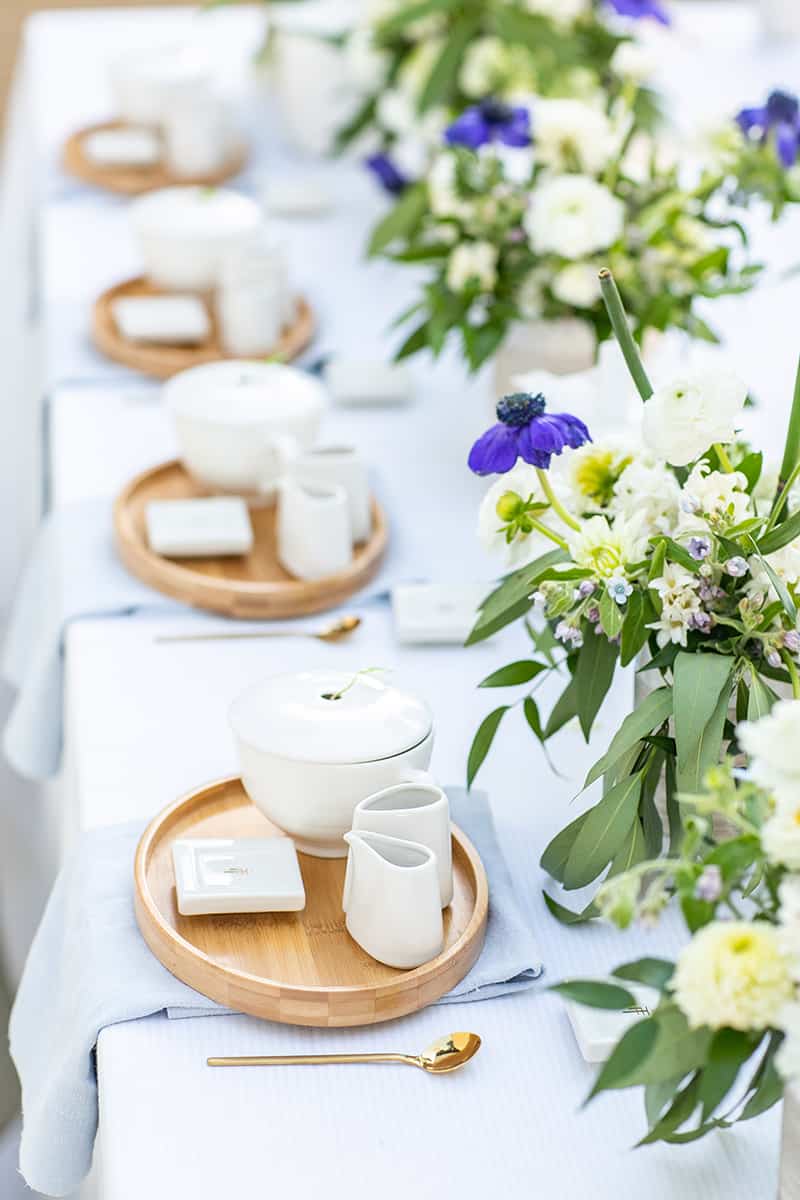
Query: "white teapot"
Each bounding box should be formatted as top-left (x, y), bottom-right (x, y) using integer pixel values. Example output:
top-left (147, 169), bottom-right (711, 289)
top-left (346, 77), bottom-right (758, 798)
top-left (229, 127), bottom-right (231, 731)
top-left (229, 670), bottom-right (434, 857)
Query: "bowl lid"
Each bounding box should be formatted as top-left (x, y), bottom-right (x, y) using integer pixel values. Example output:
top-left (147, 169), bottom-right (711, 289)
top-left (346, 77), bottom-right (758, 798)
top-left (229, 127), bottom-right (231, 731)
top-left (164, 361), bottom-right (327, 426)
top-left (229, 670), bottom-right (433, 765)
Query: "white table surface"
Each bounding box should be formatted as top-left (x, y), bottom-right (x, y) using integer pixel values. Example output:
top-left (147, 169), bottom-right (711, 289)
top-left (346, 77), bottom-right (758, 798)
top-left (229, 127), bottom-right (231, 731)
top-left (9, 2), bottom-right (800, 1197)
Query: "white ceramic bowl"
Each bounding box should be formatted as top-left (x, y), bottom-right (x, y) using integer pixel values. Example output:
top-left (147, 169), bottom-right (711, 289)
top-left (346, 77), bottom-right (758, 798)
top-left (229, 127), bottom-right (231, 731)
top-left (164, 360), bottom-right (327, 496)
top-left (229, 670), bottom-right (435, 857)
top-left (130, 187), bottom-right (262, 291)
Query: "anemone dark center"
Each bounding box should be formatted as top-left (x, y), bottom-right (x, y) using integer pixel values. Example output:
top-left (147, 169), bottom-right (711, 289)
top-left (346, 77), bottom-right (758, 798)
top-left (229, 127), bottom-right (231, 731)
top-left (496, 392), bottom-right (546, 427)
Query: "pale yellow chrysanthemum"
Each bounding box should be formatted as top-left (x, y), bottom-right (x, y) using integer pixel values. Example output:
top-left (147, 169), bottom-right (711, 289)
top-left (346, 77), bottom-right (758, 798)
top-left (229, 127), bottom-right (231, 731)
top-left (567, 512), bottom-right (647, 578)
top-left (673, 921), bottom-right (794, 1032)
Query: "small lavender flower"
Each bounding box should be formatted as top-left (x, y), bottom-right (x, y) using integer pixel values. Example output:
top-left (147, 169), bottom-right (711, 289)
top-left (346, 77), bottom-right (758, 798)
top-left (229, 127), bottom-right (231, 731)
top-left (766, 648), bottom-right (783, 669)
top-left (784, 630), bottom-right (800, 654)
top-left (445, 99), bottom-right (531, 150)
top-left (555, 621), bottom-right (583, 649)
top-left (725, 556), bottom-right (749, 578)
top-left (680, 494), bottom-right (701, 515)
top-left (577, 580), bottom-right (596, 599)
top-left (587, 605), bottom-right (601, 624)
top-left (607, 574), bottom-right (633, 606)
top-left (468, 392), bottom-right (591, 475)
top-left (364, 153), bottom-right (409, 196)
top-left (694, 864), bottom-right (722, 903)
top-left (688, 536), bottom-right (711, 561)
top-left (688, 611), bottom-right (713, 634)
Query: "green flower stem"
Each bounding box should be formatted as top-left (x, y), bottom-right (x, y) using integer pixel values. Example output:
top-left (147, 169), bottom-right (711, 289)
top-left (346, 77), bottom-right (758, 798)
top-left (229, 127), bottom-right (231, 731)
top-left (782, 650), bottom-right (800, 699)
top-left (536, 468), bottom-right (580, 532)
top-left (766, 457), bottom-right (800, 532)
top-left (714, 443), bottom-right (735, 473)
top-left (776, 353), bottom-right (800, 502)
top-left (529, 517), bottom-right (568, 551)
top-left (598, 269), bottom-right (653, 402)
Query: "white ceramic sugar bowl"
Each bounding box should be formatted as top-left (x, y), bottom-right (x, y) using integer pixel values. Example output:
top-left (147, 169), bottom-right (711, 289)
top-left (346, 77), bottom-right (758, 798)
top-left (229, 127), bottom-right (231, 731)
top-left (229, 670), bottom-right (435, 857)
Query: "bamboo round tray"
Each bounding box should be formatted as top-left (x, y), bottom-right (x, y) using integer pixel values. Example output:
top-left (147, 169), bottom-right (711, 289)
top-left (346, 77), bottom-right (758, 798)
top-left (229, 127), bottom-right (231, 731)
top-left (134, 777), bottom-right (489, 1027)
top-left (114, 459), bottom-right (388, 619)
top-left (93, 277), bottom-right (315, 380)
top-left (63, 120), bottom-right (248, 195)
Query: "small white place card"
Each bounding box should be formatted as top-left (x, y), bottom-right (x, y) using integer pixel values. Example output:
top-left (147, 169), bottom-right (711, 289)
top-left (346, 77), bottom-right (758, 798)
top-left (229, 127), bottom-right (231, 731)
top-left (83, 127), bottom-right (161, 168)
top-left (145, 497), bottom-right (254, 559)
top-left (563, 983), bottom-right (660, 1064)
top-left (172, 837), bottom-right (306, 916)
top-left (262, 176), bottom-right (335, 217)
top-left (324, 358), bottom-right (413, 407)
top-left (112, 295), bottom-right (211, 346)
top-left (392, 583), bottom-right (490, 644)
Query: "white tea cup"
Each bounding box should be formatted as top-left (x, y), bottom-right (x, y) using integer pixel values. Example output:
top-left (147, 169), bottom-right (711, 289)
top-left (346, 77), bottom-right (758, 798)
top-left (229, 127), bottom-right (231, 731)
top-left (351, 779), bottom-right (453, 907)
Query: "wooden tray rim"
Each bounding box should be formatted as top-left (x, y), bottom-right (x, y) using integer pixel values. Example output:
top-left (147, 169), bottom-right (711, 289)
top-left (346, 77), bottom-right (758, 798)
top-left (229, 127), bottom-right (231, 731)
top-left (134, 776), bottom-right (489, 1003)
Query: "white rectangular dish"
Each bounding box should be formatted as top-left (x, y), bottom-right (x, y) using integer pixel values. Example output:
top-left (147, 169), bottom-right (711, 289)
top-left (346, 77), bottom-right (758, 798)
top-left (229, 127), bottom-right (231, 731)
top-left (145, 497), bottom-right (254, 558)
top-left (392, 583), bottom-right (490, 644)
top-left (172, 836), bottom-right (306, 916)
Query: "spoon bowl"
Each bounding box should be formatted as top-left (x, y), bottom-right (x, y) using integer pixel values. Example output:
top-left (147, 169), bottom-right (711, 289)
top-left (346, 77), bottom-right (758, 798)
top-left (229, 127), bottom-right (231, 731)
top-left (417, 1031), bottom-right (482, 1074)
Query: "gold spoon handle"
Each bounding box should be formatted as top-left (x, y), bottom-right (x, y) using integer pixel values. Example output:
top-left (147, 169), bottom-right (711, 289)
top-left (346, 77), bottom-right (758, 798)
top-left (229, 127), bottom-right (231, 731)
top-left (207, 1052), bottom-right (417, 1068)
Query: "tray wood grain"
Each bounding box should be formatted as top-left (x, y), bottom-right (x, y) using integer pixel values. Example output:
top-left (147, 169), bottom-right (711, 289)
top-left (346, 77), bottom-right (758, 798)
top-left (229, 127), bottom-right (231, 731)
top-left (93, 276), bottom-right (315, 380)
top-left (114, 459), bottom-right (388, 619)
top-left (63, 120), bottom-right (248, 196)
top-left (134, 777), bottom-right (489, 1026)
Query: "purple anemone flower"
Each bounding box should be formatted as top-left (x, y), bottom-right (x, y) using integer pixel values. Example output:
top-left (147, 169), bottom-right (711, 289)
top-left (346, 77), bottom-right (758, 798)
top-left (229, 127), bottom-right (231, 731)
top-left (736, 89), bottom-right (800, 168)
top-left (468, 392), bottom-right (591, 476)
top-left (606, 0), bottom-right (670, 23)
top-left (365, 153), bottom-right (409, 196)
top-left (445, 100), bottom-right (531, 151)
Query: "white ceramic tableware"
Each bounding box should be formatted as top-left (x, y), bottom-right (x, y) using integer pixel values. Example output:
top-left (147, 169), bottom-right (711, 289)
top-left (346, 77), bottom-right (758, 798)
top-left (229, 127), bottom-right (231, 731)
top-left (110, 44), bottom-right (212, 126)
top-left (229, 670), bottom-right (435, 857)
top-left (324, 358), bottom-right (413, 407)
top-left (84, 127), bottom-right (161, 168)
top-left (342, 831), bottom-right (444, 968)
top-left (217, 284), bottom-right (288, 357)
top-left (112, 295), bottom-right (210, 345)
top-left (351, 781), bottom-right (453, 907)
top-left (284, 445), bottom-right (371, 544)
top-left (162, 90), bottom-right (232, 178)
top-left (269, 24), bottom-right (355, 156)
top-left (391, 582), bottom-right (490, 645)
top-left (164, 361), bottom-right (326, 497)
top-left (130, 186), bottom-right (262, 291)
top-left (172, 836), bottom-right (305, 916)
top-left (563, 983), bottom-right (659, 1063)
top-left (276, 478), bottom-right (352, 581)
top-left (145, 496), bottom-right (254, 558)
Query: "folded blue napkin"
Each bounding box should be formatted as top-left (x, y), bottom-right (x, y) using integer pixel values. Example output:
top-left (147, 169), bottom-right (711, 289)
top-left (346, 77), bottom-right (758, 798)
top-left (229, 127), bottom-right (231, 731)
top-left (10, 788), bottom-right (542, 1197)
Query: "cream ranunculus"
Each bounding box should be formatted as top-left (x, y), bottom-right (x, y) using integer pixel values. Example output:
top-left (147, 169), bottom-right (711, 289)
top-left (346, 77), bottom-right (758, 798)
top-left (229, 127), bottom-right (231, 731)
top-left (739, 700), bottom-right (800, 799)
top-left (525, 175), bottom-right (624, 259)
top-left (532, 99), bottom-right (618, 174)
top-left (673, 920), bottom-right (794, 1032)
top-left (551, 262), bottom-right (603, 308)
top-left (446, 241), bottom-right (499, 293)
top-left (641, 369), bottom-right (748, 467)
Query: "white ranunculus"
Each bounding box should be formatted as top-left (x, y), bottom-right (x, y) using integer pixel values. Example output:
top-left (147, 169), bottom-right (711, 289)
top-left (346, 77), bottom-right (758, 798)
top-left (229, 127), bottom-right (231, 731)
top-left (610, 456), bottom-right (681, 534)
top-left (674, 921), bottom-right (794, 1032)
top-left (525, 175), bottom-right (624, 259)
top-left (762, 800), bottom-right (800, 869)
top-left (459, 37), bottom-right (509, 98)
top-left (477, 464), bottom-right (551, 567)
top-left (641, 369), bottom-right (747, 467)
top-left (551, 262), bottom-right (602, 308)
top-left (610, 40), bottom-right (657, 83)
top-left (533, 99), bottom-right (618, 174)
top-left (344, 29), bottom-right (390, 93)
top-left (446, 241), bottom-right (499, 293)
top-left (739, 700), bottom-right (800, 800)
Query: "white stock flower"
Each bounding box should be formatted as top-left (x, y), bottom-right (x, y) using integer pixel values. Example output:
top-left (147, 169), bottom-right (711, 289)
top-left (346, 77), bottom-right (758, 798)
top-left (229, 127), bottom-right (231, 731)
top-left (567, 512), bottom-right (648, 579)
top-left (459, 37), bottom-right (509, 98)
top-left (673, 921), bottom-right (794, 1032)
top-left (477, 464), bottom-right (551, 567)
top-left (446, 241), bottom-right (499, 292)
top-left (525, 175), bottom-right (624, 259)
top-left (739, 700), bottom-right (800, 800)
top-left (428, 154), bottom-right (473, 221)
top-left (678, 462), bottom-right (751, 530)
top-left (610, 40), bottom-right (657, 83)
top-left (532, 99), bottom-right (618, 173)
top-left (647, 562), bottom-right (701, 647)
top-left (610, 456), bottom-right (681, 534)
top-left (642, 369), bottom-right (748, 467)
top-left (551, 262), bottom-right (602, 308)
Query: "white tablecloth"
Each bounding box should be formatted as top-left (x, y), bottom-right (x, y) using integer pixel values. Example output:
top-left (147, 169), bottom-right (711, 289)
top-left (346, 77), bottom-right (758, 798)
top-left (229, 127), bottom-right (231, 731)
top-left (5, 3), bottom-right (800, 1197)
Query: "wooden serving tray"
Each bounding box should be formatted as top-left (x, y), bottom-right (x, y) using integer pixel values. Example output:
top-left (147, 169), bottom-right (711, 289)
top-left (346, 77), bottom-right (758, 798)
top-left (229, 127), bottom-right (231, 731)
top-left (93, 276), bottom-right (315, 380)
top-left (63, 120), bottom-right (248, 196)
top-left (114, 459), bottom-right (388, 619)
top-left (134, 777), bottom-right (489, 1027)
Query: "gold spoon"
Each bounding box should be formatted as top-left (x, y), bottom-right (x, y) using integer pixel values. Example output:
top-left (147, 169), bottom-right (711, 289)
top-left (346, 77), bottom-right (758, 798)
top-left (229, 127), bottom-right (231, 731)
top-left (155, 615), bottom-right (362, 645)
top-left (207, 1032), bottom-right (481, 1075)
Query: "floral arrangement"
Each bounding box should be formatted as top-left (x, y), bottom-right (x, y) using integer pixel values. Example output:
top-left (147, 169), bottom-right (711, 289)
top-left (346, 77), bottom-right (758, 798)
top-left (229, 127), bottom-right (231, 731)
top-left (556, 699), bottom-right (800, 1144)
top-left (341, 0), bottom-right (668, 179)
top-left (465, 269), bottom-right (800, 923)
top-left (713, 86), bottom-right (800, 220)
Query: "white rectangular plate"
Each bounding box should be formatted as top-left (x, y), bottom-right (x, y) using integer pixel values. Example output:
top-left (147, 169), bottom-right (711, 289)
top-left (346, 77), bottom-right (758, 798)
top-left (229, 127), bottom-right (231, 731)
top-left (563, 983), bottom-right (660, 1064)
top-left (392, 583), bottom-right (490, 644)
top-left (145, 497), bottom-right (254, 558)
top-left (84, 127), bottom-right (161, 167)
top-left (112, 295), bottom-right (211, 345)
top-left (172, 837), bottom-right (306, 916)
top-left (324, 358), bottom-right (412, 407)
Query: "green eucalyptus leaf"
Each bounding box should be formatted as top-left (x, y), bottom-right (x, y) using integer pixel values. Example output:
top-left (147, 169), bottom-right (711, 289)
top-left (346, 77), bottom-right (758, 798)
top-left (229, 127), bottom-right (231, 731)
top-left (563, 771), bottom-right (643, 890)
top-left (748, 670), bottom-right (778, 720)
top-left (587, 1019), bottom-right (660, 1099)
top-left (550, 980), bottom-right (637, 1010)
top-left (417, 17), bottom-right (479, 111)
top-left (545, 677), bottom-right (579, 738)
top-left (467, 706), bottom-right (508, 788)
top-left (523, 695), bottom-right (544, 741)
top-left (574, 629), bottom-right (619, 740)
top-left (699, 1029), bottom-right (759, 1121)
top-left (758, 508), bottom-right (800, 555)
top-left (612, 958), bottom-right (675, 991)
top-left (620, 589), bottom-right (654, 667)
top-left (599, 590), bottom-right (624, 639)
top-left (737, 451), bottom-right (763, 493)
top-left (739, 1035), bottom-right (784, 1121)
top-left (583, 686), bottom-right (672, 789)
top-left (637, 1074), bottom-right (701, 1146)
top-left (540, 809), bottom-right (590, 882)
top-left (479, 660), bottom-right (546, 688)
top-left (673, 653), bottom-right (733, 793)
top-left (466, 549), bottom-right (568, 645)
top-left (542, 891), bottom-right (598, 925)
top-left (367, 182), bottom-right (428, 257)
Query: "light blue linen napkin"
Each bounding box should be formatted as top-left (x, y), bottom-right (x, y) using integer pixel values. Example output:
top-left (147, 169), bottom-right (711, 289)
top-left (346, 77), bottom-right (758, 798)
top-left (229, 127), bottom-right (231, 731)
top-left (1, 496), bottom-right (418, 782)
top-left (10, 788), bottom-right (542, 1197)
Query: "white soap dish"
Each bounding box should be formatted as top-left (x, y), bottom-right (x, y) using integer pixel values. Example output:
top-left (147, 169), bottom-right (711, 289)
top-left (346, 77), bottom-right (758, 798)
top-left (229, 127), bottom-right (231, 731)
top-left (112, 295), bottom-right (211, 345)
top-left (172, 837), bottom-right (306, 916)
top-left (324, 358), bottom-right (413, 407)
top-left (145, 497), bottom-right (254, 558)
top-left (563, 983), bottom-right (660, 1064)
top-left (392, 583), bottom-right (490, 644)
top-left (83, 127), bottom-right (161, 168)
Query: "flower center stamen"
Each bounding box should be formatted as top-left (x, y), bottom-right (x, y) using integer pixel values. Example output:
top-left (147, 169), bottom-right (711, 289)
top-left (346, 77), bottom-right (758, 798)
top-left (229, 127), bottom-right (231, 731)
top-left (496, 392), bottom-right (546, 427)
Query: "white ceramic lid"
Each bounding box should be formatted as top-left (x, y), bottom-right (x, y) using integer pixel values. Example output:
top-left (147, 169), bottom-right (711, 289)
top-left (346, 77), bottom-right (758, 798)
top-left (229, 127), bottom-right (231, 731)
top-left (131, 187), bottom-right (261, 239)
top-left (163, 361), bottom-right (328, 426)
top-left (229, 670), bottom-right (433, 765)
